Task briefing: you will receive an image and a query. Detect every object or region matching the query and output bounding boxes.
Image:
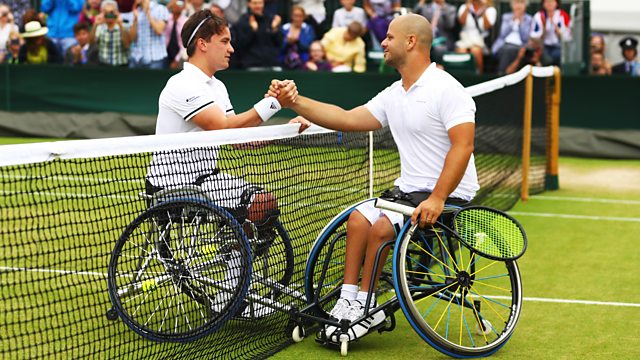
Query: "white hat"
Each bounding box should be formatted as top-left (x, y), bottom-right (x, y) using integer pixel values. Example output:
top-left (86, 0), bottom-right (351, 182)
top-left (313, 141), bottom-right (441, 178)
top-left (21, 21), bottom-right (48, 38)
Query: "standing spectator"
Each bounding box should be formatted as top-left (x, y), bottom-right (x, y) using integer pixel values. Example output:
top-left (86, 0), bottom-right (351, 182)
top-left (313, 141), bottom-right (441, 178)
top-left (210, 3), bottom-right (226, 20)
top-left (164, 0), bottom-right (186, 70)
top-left (530, 0), bottom-right (571, 66)
top-left (491, 0), bottom-right (532, 74)
top-left (414, 0), bottom-right (457, 63)
top-left (363, 0), bottom-right (400, 45)
top-left (321, 21), bottom-right (365, 73)
top-left (612, 37), bottom-right (640, 77)
top-left (128, 0), bottom-right (169, 69)
top-left (234, 0), bottom-right (282, 70)
top-left (90, 0), bottom-right (131, 67)
top-left (79, 0), bottom-right (102, 27)
top-left (213, 0), bottom-right (246, 25)
top-left (0, 4), bottom-right (19, 57)
top-left (332, 0), bottom-right (367, 29)
top-left (183, 0), bottom-right (210, 18)
top-left (1, 31), bottom-right (21, 64)
top-left (456, 0), bottom-right (497, 74)
top-left (5, 0), bottom-right (31, 28)
top-left (41, 0), bottom-right (84, 55)
top-left (304, 40), bottom-right (331, 71)
top-left (65, 21), bottom-right (98, 65)
top-left (280, 5), bottom-right (315, 70)
top-left (18, 21), bottom-right (62, 64)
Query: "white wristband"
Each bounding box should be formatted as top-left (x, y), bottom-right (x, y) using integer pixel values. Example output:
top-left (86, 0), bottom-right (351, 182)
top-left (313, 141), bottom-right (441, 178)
top-left (253, 97), bottom-right (281, 122)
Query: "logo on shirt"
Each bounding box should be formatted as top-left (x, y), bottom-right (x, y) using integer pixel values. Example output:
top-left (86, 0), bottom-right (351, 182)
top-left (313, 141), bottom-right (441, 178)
top-left (186, 96), bottom-right (201, 103)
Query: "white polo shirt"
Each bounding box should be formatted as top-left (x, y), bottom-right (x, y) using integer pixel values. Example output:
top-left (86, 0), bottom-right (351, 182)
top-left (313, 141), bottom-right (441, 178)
top-left (147, 62), bottom-right (235, 187)
top-left (365, 62), bottom-right (479, 200)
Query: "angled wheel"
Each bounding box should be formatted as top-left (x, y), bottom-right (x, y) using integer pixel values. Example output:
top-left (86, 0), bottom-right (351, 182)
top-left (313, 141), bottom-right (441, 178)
top-left (108, 199), bottom-right (252, 342)
top-left (393, 223), bottom-right (523, 358)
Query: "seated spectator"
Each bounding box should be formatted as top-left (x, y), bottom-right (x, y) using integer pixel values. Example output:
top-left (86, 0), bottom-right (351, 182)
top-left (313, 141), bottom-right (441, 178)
top-left (281, 5), bottom-right (315, 70)
top-left (530, 0), bottom-right (571, 66)
top-left (79, 0), bottom-right (102, 27)
top-left (234, 0), bottom-right (282, 70)
top-left (612, 36), bottom-right (639, 77)
top-left (65, 21), bottom-right (98, 65)
top-left (184, 0), bottom-right (210, 18)
top-left (590, 51), bottom-right (610, 76)
top-left (90, 0), bottom-right (131, 67)
top-left (41, 0), bottom-right (84, 55)
top-left (21, 9), bottom-right (46, 32)
top-left (505, 37), bottom-right (542, 74)
top-left (332, 0), bottom-right (367, 29)
top-left (18, 21), bottom-right (62, 64)
top-left (492, 0), bottom-right (532, 74)
top-left (304, 40), bottom-right (332, 71)
top-left (128, 0), bottom-right (169, 69)
top-left (164, 0), bottom-right (187, 70)
top-left (1, 31), bottom-right (21, 64)
top-left (455, 0), bottom-right (497, 74)
top-left (321, 21), bottom-right (365, 73)
top-left (0, 4), bottom-right (19, 57)
top-left (364, 0), bottom-right (400, 44)
top-left (413, 0), bottom-right (457, 63)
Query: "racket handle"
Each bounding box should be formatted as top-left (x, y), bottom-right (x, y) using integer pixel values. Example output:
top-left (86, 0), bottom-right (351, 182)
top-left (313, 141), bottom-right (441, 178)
top-left (374, 198), bottom-right (415, 216)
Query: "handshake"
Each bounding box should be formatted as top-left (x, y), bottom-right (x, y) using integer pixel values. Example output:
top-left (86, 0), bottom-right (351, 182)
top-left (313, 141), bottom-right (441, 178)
top-left (266, 79), bottom-right (299, 109)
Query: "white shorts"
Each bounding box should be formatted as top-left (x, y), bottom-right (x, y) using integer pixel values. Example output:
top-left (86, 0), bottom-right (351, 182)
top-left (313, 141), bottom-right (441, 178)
top-left (199, 172), bottom-right (255, 208)
top-left (355, 200), bottom-right (405, 229)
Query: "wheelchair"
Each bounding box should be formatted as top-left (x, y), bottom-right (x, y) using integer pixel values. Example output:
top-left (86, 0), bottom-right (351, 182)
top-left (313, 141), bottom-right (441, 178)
top-left (106, 184), bottom-right (298, 342)
top-left (290, 198), bottom-right (525, 358)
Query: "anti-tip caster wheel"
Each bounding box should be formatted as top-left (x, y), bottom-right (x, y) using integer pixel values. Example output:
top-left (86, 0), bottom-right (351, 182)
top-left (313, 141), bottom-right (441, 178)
top-left (475, 319), bottom-right (492, 335)
top-left (292, 325), bottom-right (305, 342)
top-left (340, 340), bottom-right (348, 356)
top-left (105, 307), bottom-right (118, 321)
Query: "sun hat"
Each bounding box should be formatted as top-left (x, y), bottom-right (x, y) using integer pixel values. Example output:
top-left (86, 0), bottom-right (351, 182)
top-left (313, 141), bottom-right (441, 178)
top-left (21, 21), bottom-right (48, 38)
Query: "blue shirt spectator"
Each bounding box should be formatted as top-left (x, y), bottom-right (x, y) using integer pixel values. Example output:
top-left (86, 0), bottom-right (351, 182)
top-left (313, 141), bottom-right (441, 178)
top-left (41, 0), bottom-right (84, 54)
top-left (280, 5), bottom-right (315, 69)
top-left (492, 0), bottom-right (532, 74)
top-left (128, 0), bottom-right (169, 69)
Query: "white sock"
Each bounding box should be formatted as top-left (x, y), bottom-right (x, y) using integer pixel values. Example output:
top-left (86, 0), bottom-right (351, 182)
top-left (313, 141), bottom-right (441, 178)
top-left (340, 284), bottom-right (358, 301)
top-left (356, 291), bottom-right (376, 308)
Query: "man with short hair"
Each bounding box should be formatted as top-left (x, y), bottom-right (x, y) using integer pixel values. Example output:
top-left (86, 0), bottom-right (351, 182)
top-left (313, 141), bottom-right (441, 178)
top-left (321, 21), bottom-right (366, 72)
top-left (65, 22), bottom-right (98, 66)
top-left (271, 13), bottom-right (478, 341)
top-left (612, 36), bottom-right (640, 77)
top-left (148, 9), bottom-right (298, 315)
top-left (90, 0), bottom-right (131, 67)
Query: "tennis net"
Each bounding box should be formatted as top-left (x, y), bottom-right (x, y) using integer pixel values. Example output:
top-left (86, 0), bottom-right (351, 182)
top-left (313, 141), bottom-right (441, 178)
top-left (0, 65), bottom-right (558, 359)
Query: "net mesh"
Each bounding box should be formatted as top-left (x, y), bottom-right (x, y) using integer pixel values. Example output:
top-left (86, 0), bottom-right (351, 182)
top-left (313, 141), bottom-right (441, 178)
top-left (0, 67), bottom-right (554, 359)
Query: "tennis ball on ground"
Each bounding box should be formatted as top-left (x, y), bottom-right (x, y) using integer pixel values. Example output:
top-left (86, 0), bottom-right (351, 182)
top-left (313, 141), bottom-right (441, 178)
top-left (141, 279), bottom-right (157, 292)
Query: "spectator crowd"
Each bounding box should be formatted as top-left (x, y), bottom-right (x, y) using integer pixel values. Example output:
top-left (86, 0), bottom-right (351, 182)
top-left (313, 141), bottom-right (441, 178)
top-left (0, 0), bottom-right (637, 76)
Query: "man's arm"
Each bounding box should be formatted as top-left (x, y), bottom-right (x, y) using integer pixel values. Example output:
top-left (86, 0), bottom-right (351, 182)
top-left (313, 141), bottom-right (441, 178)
top-left (288, 96), bottom-right (381, 132)
top-left (191, 105), bottom-right (264, 130)
top-left (411, 122), bottom-right (475, 227)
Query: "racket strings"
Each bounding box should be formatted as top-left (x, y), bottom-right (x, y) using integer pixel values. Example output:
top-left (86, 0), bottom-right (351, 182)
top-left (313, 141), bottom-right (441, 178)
top-left (454, 208), bottom-right (526, 260)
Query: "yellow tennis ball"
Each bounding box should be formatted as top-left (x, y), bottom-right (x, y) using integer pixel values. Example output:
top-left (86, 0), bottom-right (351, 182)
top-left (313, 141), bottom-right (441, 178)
top-left (141, 279), bottom-right (157, 292)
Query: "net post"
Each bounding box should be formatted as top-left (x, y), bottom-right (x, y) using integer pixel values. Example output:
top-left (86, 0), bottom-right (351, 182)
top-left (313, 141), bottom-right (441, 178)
top-left (521, 67), bottom-right (533, 202)
top-left (368, 131), bottom-right (374, 198)
top-left (545, 66), bottom-right (561, 190)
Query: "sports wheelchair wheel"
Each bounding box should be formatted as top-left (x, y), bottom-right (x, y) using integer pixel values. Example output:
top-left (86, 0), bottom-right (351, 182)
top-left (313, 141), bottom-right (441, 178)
top-left (393, 223), bottom-right (523, 358)
top-left (304, 199), bottom-right (394, 316)
top-left (107, 199), bottom-right (252, 342)
top-left (237, 220), bottom-right (294, 319)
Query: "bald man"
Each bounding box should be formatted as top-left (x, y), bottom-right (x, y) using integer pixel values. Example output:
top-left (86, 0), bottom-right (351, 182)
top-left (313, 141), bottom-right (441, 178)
top-left (272, 14), bottom-right (479, 342)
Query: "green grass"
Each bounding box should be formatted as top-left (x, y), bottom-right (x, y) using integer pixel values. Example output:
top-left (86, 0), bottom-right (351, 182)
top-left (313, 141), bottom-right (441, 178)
top-left (1, 134), bottom-right (639, 359)
top-left (273, 157), bottom-right (640, 360)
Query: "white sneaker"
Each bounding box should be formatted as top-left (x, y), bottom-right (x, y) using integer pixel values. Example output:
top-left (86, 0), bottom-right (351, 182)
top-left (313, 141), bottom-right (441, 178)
top-left (328, 298), bottom-right (352, 320)
top-left (325, 300), bottom-right (386, 342)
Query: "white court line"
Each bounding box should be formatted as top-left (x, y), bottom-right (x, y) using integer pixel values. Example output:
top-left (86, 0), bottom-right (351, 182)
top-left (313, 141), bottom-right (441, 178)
top-left (530, 195), bottom-right (640, 205)
top-left (509, 211), bottom-right (640, 223)
top-left (2, 266), bottom-right (638, 308)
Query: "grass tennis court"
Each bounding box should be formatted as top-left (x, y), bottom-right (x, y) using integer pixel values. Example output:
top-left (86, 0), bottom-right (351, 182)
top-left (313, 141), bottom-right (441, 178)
top-left (273, 157), bottom-right (640, 359)
top-left (1, 134), bottom-right (638, 359)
